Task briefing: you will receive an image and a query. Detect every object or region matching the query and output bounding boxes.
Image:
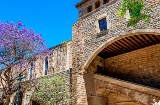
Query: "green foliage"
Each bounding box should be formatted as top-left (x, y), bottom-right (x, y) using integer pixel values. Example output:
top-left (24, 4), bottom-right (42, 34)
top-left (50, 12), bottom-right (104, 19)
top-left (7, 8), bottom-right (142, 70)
top-left (32, 75), bottom-right (74, 105)
top-left (118, 0), bottom-right (151, 27)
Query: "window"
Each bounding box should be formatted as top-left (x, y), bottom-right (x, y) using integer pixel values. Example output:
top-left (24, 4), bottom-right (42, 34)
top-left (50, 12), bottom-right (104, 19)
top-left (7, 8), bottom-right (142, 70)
top-left (99, 18), bottom-right (107, 32)
top-left (97, 65), bottom-right (103, 74)
top-left (29, 62), bottom-right (33, 79)
top-left (103, 0), bottom-right (109, 4)
top-left (95, 1), bottom-right (100, 9)
top-left (45, 57), bottom-right (49, 75)
top-left (87, 5), bottom-right (92, 13)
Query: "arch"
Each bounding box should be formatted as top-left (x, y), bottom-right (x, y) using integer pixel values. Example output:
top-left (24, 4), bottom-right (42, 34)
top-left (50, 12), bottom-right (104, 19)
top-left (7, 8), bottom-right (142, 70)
top-left (84, 29), bottom-right (160, 70)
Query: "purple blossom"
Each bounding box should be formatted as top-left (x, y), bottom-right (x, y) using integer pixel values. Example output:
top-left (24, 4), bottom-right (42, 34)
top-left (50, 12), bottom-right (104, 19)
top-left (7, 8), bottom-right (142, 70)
top-left (0, 20), bottom-right (48, 69)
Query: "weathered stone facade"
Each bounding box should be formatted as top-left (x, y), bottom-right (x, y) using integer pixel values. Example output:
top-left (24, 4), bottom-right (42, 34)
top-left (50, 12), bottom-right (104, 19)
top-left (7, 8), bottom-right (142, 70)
top-left (73, 0), bottom-right (160, 105)
top-left (0, 41), bottom-right (73, 105)
top-left (27, 41), bottom-right (72, 79)
top-left (1, 0), bottom-right (160, 105)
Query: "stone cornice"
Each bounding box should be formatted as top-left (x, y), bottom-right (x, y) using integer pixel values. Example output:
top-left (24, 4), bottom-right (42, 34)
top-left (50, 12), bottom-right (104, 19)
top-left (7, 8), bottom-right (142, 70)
top-left (75, 0), bottom-right (90, 8)
top-left (78, 0), bottom-right (118, 18)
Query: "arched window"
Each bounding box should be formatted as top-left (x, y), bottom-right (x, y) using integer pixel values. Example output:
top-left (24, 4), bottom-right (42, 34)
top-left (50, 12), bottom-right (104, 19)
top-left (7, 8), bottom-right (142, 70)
top-left (44, 57), bottom-right (49, 75)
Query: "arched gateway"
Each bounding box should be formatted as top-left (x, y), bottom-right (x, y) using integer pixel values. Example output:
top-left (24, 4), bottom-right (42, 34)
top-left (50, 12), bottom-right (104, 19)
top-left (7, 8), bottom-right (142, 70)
top-left (82, 30), bottom-right (160, 105)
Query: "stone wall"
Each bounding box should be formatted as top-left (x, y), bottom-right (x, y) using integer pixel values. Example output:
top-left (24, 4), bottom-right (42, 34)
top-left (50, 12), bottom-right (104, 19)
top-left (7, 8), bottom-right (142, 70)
top-left (0, 41), bottom-right (72, 100)
top-left (72, 0), bottom-right (160, 105)
top-left (94, 74), bottom-right (160, 105)
top-left (27, 41), bottom-right (72, 79)
top-left (73, 0), bottom-right (160, 67)
top-left (82, 0), bottom-right (160, 65)
top-left (77, 0), bottom-right (118, 18)
top-left (105, 43), bottom-right (160, 88)
top-left (9, 69), bottom-right (72, 105)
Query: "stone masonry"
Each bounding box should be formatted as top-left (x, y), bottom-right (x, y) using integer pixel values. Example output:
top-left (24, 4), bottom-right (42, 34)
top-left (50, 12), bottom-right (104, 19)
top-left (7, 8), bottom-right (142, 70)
top-left (0, 41), bottom-right (73, 105)
top-left (73, 0), bottom-right (160, 105)
top-left (0, 0), bottom-right (160, 105)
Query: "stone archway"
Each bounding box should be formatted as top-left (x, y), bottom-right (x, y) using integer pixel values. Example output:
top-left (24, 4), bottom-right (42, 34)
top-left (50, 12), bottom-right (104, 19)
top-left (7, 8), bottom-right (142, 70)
top-left (84, 29), bottom-right (160, 70)
top-left (83, 29), bottom-right (160, 105)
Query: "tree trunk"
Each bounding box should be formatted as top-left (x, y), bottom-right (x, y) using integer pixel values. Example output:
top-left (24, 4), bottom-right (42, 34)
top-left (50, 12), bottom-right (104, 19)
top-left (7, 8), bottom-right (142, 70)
top-left (2, 67), bottom-right (12, 105)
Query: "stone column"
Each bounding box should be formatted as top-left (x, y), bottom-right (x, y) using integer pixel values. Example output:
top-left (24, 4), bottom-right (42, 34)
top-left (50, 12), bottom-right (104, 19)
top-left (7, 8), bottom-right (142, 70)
top-left (72, 19), bottom-right (88, 105)
top-left (76, 73), bottom-right (88, 105)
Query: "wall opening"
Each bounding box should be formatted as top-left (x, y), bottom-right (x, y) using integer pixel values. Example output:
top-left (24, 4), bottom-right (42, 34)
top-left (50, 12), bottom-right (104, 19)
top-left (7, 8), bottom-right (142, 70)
top-left (87, 34), bottom-right (160, 89)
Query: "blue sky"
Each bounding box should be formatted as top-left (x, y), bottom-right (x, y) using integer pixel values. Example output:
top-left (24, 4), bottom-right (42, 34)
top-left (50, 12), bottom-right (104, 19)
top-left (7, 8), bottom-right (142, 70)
top-left (0, 0), bottom-right (81, 48)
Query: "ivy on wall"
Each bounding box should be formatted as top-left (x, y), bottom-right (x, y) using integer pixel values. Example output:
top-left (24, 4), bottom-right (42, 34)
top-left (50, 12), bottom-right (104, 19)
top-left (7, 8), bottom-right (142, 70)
top-left (118, 0), bottom-right (152, 27)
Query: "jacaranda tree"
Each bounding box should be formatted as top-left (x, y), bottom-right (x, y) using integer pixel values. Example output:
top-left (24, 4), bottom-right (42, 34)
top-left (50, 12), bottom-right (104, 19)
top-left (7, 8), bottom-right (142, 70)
top-left (0, 21), bottom-right (48, 105)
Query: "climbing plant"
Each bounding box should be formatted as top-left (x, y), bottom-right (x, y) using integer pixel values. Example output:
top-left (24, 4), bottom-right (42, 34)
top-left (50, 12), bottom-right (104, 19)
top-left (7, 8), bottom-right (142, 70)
top-left (118, 0), bottom-right (152, 27)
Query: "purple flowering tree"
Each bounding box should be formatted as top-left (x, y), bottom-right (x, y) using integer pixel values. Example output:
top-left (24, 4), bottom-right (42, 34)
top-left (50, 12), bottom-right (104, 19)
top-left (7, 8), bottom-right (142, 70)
top-left (0, 21), bottom-right (48, 105)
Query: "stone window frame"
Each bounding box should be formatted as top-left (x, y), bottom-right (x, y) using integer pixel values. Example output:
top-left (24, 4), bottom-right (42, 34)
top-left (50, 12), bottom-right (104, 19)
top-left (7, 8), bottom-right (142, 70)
top-left (95, 13), bottom-right (111, 34)
top-left (99, 18), bottom-right (107, 32)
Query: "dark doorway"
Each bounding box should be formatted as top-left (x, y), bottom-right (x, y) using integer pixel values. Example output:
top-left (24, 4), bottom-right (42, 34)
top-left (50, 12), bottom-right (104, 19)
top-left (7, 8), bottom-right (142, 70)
top-left (97, 65), bottom-right (104, 74)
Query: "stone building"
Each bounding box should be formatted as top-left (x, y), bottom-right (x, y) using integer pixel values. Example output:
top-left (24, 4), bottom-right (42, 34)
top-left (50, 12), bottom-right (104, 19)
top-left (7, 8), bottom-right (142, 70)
top-left (0, 0), bottom-right (160, 105)
top-left (72, 0), bottom-right (160, 105)
top-left (0, 41), bottom-right (73, 105)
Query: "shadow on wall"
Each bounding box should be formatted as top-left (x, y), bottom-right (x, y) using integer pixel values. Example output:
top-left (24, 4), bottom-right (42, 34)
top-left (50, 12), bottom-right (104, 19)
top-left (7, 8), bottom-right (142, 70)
top-left (95, 64), bottom-right (160, 89)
